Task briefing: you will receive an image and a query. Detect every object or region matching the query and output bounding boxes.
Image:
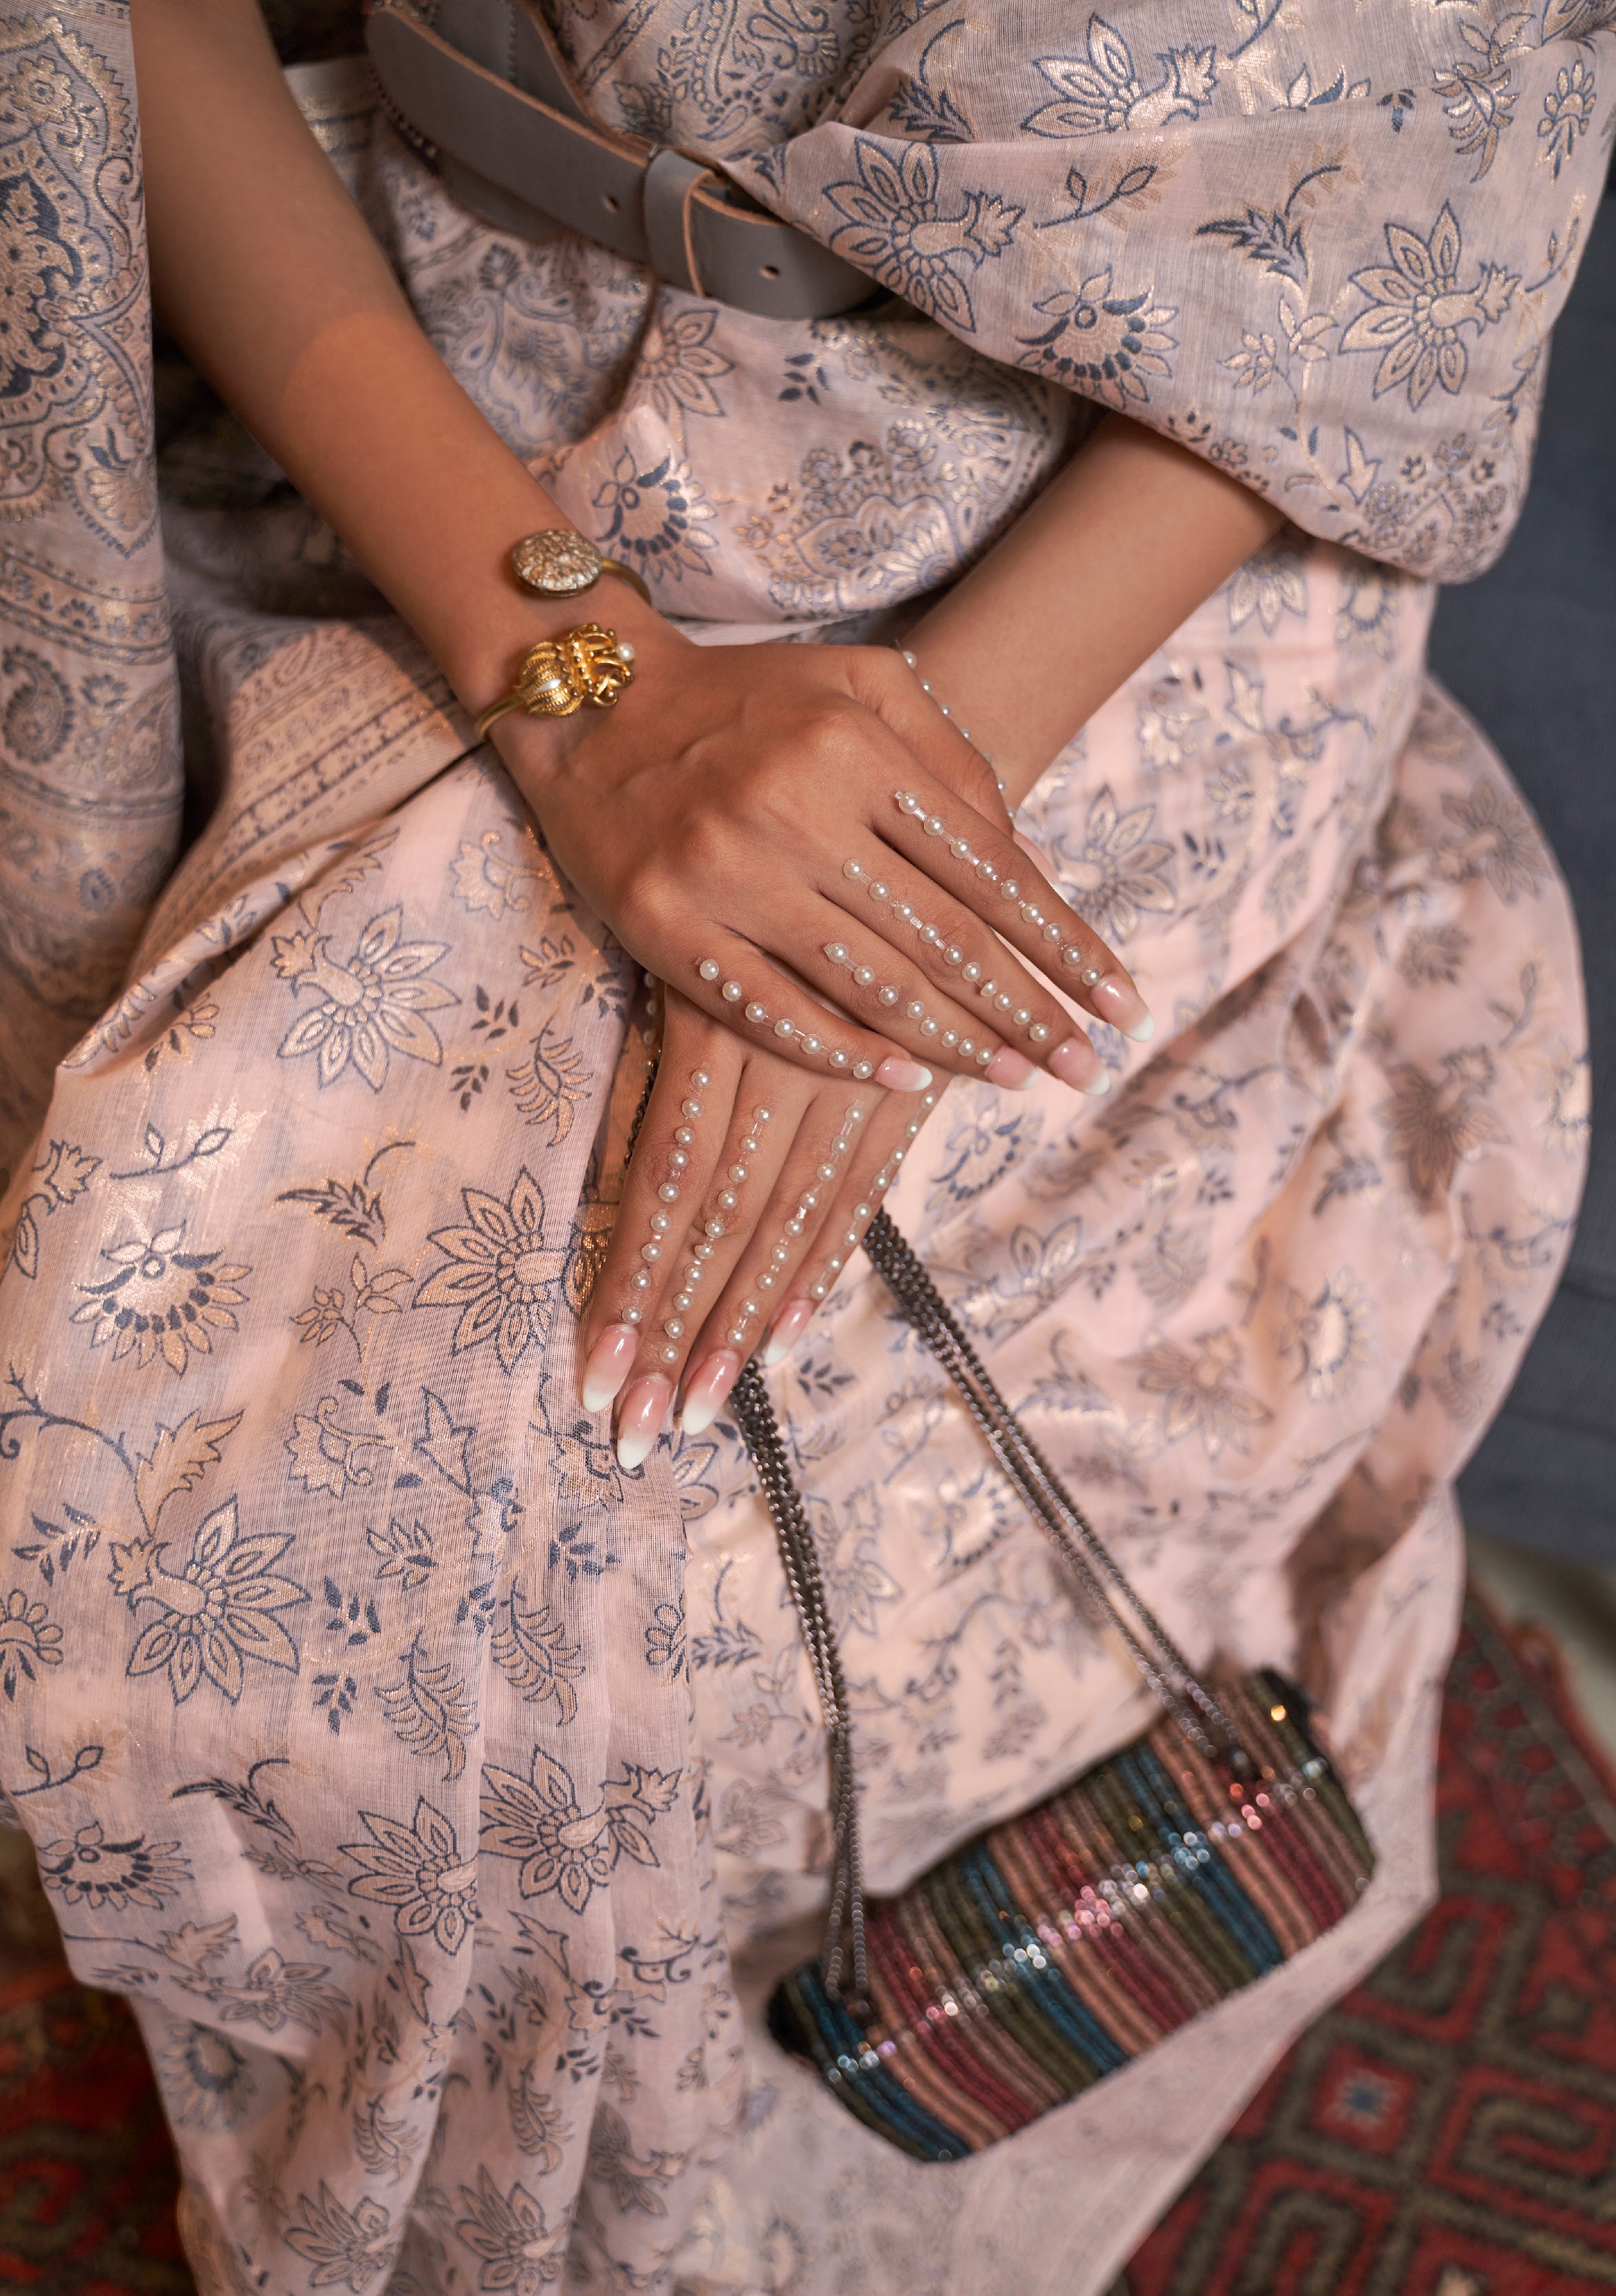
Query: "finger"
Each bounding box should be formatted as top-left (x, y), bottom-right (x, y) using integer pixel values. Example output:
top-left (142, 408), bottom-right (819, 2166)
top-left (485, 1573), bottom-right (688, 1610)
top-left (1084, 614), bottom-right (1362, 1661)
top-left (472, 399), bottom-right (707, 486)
top-left (880, 784), bottom-right (1154, 1042)
top-left (682, 1084), bottom-right (889, 1429)
top-left (682, 932), bottom-right (935, 1093)
top-left (692, 1078), bottom-right (944, 1398)
top-left (579, 1011), bottom-right (744, 1437)
top-left (820, 860), bottom-right (1112, 1097)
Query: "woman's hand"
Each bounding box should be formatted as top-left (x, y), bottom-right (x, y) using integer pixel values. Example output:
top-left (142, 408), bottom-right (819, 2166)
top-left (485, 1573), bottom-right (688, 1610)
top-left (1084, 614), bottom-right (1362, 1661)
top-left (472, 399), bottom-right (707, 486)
top-left (497, 627), bottom-right (1150, 1102)
top-left (578, 985), bottom-right (957, 1459)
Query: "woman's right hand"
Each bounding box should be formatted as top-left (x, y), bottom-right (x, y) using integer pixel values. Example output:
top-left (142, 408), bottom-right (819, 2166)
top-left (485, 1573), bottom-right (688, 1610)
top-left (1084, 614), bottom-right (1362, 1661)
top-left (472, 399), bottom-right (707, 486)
top-left (494, 620), bottom-right (1151, 1101)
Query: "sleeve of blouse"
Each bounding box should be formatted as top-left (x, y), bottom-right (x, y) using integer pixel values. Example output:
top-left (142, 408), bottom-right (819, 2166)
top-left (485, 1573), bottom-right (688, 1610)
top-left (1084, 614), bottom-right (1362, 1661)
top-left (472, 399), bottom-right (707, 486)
top-left (731, 1), bottom-right (1616, 580)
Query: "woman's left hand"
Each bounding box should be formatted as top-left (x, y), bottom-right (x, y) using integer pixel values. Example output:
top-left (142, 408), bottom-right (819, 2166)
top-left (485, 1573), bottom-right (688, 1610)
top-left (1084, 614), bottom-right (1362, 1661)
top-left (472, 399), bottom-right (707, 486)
top-left (578, 986), bottom-right (946, 1461)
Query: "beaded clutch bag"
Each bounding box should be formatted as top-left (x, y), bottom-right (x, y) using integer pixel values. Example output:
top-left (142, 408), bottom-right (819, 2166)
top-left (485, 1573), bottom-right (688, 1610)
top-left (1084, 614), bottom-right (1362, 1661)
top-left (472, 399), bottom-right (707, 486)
top-left (728, 1212), bottom-right (1376, 2162)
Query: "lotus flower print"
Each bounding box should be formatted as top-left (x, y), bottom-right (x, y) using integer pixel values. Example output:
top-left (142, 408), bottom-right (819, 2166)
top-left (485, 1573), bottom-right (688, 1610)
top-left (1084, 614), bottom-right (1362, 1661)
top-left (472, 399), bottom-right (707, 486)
top-left (413, 1167), bottom-right (567, 1373)
top-left (1342, 203), bottom-right (1516, 408)
top-left (274, 907), bottom-right (458, 1090)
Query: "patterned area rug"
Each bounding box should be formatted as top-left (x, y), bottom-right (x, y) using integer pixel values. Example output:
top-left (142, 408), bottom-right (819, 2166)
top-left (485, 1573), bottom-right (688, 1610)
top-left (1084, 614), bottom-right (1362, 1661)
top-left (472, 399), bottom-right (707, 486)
top-left (2, 1595), bottom-right (1613, 2295)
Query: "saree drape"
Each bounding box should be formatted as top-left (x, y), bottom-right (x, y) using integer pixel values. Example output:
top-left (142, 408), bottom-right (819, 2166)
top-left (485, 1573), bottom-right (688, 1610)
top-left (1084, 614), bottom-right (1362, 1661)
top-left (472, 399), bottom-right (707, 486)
top-left (0, 2), bottom-right (1604, 2288)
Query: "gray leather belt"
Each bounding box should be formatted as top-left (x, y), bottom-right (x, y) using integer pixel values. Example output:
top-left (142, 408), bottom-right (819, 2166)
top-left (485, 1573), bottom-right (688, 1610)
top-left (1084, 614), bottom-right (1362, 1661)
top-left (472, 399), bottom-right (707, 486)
top-left (365, 0), bottom-right (875, 320)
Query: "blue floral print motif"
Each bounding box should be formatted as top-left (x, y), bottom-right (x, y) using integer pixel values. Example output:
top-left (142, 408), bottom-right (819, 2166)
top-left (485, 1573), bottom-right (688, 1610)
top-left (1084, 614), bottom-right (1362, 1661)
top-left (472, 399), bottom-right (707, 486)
top-left (454, 2167), bottom-right (569, 2291)
top-left (478, 1749), bottom-right (680, 1913)
top-left (156, 2021), bottom-right (256, 2131)
top-left (69, 1220), bottom-right (251, 1374)
top-left (274, 906), bottom-right (459, 1090)
top-left (0, 1588), bottom-right (62, 1700)
top-left (341, 1796), bottom-right (478, 1951)
top-left (1024, 19), bottom-right (1219, 136)
top-left (1017, 270), bottom-right (1178, 406)
top-left (283, 2186), bottom-right (396, 2291)
top-left (413, 1166), bottom-right (569, 1373)
top-left (1538, 56), bottom-right (1597, 175)
top-left (592, 445), bottom-right (717, 582)
top-left (823, 139), bottom-right (1021, 330)
top-left (1342, 203), bottom-right (1517, 407)
top-left (112, 1495), bottom-right (308, 1705)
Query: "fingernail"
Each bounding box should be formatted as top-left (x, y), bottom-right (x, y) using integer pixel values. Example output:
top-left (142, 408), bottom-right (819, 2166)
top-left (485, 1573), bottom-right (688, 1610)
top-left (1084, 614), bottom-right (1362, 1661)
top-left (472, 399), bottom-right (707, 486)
top-left (761, 1300), bottom-right (813, 1368)
top-left (682, 1351), bottom-right (740, 1436)
top-left (582, 1323), bottom-right (639, 1411)
top-left (875, 1057), bottom-right (934, 1093)
top-left (986, 1046), bottom-right (1037, 1091)
top-left (1089, 972), bottom-right (1155, 1042)
top-left (1047, 1035), bottom-right (1110, 1096)
top-left (616, 1376), bottom-right (671, 1469)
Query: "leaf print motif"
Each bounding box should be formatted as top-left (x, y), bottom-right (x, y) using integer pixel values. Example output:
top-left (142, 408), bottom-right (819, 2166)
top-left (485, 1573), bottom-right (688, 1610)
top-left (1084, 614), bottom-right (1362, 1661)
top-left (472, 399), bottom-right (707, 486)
top-left (1341, 203), bottom-right (1517, 408)
top-left (491, 1582), bottom-right (584, 1723)
top-left (414, 1169), bottom-right (568, 1373)
top-left (1376, 1046), bottom-right (1511, 1203)
top-left (507, 1023), bottom-right (588, 1144)
top-left (275, 906), bottom-right (459, 1091)
top-left (414, 1389), bottom-right (473, 1493)
top-left (377, 1635), bottom-right (477, 1781)
top-left (453, 2164), bottom-right (569, 2290)
top-left (478, 1750), bottom-right (680, 1915)
top-left (284, 2184), bottom-right (397, 2291)
top-left (1432, 19), bottom-right (1517, 181)
top-left (1131, 1327), bottom-right (1273, 1458)
top-left (70, 1222), bottom-right (251, 1374)
top-left (114, 1496), bottom-right (308, 1706)
top-left (134, 1410), bottom-right (242, 1532)
top-left (353, 2097), bottom-right (415, 2183)
top-left (341, 1798), bottom-right (478, 1953)
top-left (509, 2066), bottom-right (571, 2169)
top-left (824, 138), bottom-right (1021, 331)
top-left (277, 1174), bottom-right (388, 1246)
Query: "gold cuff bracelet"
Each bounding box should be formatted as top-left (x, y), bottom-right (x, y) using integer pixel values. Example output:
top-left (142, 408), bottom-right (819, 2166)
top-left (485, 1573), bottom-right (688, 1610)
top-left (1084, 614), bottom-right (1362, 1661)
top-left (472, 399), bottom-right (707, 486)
top-left (474, 623), bottom-right (636, 741)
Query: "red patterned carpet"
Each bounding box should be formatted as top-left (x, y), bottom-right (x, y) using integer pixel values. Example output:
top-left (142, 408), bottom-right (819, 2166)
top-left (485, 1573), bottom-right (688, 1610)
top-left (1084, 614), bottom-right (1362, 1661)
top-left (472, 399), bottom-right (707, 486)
top-left (2, 1595), bottom-right (1614, 2294)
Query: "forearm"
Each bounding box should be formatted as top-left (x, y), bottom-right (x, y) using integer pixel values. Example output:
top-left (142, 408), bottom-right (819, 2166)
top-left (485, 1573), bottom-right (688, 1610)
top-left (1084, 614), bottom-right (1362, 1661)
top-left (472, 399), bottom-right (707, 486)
top-left (130, 0), bottom-right (662, 712)
top-left (909, 415), bottom-right (1284, 809)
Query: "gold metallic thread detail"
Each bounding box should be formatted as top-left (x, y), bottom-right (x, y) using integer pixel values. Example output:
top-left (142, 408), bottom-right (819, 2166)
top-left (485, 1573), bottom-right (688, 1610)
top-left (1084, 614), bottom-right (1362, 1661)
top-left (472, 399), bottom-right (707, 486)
top-left (511, 528), bottom-right (651, 604)
top-left (474, 623), bottom-right (635, 739)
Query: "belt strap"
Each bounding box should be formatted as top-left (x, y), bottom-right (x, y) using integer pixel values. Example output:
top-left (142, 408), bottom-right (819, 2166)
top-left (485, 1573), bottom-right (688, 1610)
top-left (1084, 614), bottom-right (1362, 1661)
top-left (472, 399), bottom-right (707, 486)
top-left (365, 2), bottom-right (874, 320)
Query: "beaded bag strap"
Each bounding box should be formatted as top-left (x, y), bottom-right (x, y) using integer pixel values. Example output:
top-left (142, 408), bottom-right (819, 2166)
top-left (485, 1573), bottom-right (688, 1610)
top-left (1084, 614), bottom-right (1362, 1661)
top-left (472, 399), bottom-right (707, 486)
top-left (728, 1208), bottom-right (1252, 2004)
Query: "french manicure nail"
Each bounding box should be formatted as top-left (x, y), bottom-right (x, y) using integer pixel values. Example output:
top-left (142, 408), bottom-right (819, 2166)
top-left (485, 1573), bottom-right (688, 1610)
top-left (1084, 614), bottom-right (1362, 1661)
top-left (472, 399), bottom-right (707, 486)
top-left (761, 1299), bottom-right (813, 1368)
top-left (1089, 971), bottom-right (1155, 1042)
top-left (875, 1056), bottom-right (934, 1092)
top-left (1047, 1035), bottom-right (1110, 1096)
top-left (682, 1351), bottom-right (740, 1436)
top-left (616, 1376), bottom-right (671, 1469)
top-left (582, 1323), bottom-right (639, 1411)
top-left (986, 1046), bottom-right (1037, 1091)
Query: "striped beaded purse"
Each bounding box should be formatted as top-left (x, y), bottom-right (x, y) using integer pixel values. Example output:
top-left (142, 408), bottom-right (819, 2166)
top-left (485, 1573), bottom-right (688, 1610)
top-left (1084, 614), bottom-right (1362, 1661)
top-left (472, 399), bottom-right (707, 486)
top-left (728, 1211), bottom-right (1376, 2162)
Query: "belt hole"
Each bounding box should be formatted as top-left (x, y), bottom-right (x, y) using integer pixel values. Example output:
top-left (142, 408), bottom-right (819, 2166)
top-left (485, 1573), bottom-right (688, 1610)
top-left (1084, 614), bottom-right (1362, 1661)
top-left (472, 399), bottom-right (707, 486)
top-left (603, 193), bottom-right (621, 213)
top-left (760, 262), bottom-right (781, 278)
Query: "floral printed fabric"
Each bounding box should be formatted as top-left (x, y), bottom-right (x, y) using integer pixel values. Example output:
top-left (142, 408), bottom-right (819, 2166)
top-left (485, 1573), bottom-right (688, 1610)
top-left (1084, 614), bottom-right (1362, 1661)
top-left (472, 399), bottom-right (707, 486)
top-left (0, 3), bottom-right (1595, 2291)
